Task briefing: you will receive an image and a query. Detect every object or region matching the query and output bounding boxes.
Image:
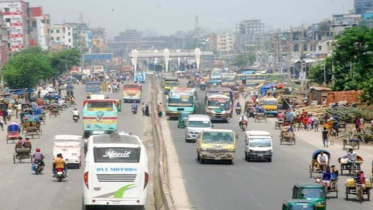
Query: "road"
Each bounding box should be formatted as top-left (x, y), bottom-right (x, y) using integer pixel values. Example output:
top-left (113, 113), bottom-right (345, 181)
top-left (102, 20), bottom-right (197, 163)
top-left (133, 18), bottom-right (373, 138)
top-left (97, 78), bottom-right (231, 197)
top-left (0, 81), bottom-right (155, 210)
top-left (163, 79), bottom-right (373, 210)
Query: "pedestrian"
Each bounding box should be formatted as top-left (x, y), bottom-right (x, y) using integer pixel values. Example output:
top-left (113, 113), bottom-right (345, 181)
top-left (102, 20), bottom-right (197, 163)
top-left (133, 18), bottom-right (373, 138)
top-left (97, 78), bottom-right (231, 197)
top-left (354, 117), bottom-right (361, 132)
top-left (157, 103), bottom-right (163, 117)
top-left (141, 103), bottom-right (145, 116)
top-left (322, 127), bottom-right (329, 147)
top-left (0, 115), bottom-right (4, 131)
top-left (145, 104), bottom-right (150, 116)
top-left (7, 107), bottom-right (12, 121)
top-left (313, 115), bottom-right (320, 132)
top-left (3, 110), bottom-right (8, 124)
top-left (359, 117), bottom-right (365, 132)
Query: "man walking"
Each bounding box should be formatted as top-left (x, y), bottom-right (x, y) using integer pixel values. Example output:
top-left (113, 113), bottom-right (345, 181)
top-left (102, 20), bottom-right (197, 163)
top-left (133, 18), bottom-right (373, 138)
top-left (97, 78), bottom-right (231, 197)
top-left (322, 127), bottom-right (329, 147)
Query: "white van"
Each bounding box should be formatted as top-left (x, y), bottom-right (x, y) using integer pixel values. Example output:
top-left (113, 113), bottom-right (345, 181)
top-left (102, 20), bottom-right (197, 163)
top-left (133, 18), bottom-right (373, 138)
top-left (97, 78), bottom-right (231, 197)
top-left (83, 132), bottom-right (149, 209)
top-left (244, 130), bottom-right (273, 162)
top-left (185, 115), bottom-right (213, 143)
top-left (53, 135), bottom-right (83, 168)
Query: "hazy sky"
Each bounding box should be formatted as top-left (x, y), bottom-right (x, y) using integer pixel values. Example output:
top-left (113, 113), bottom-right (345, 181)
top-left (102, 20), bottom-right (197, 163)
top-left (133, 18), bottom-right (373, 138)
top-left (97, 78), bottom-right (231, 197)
top-left (30, 0), bottom-right (353, 37)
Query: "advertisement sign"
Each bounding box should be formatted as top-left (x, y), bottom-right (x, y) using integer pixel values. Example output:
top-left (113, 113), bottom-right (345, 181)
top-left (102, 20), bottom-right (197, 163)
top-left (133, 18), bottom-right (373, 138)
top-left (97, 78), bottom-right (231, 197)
top-left (83, 53), bottom-right (113, 61)
top-left (9, 34), bottom-right (23, 38)
top-left (86, 31), bottom-right (93, 48)
top-left (85, 82), bottom-right (101, 94)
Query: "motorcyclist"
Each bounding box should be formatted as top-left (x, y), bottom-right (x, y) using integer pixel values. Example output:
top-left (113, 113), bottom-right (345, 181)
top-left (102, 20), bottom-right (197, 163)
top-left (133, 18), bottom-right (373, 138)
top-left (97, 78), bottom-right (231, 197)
top-left (72, 108), bottom-right (80, 120)
top-left (53, 153), bottom-right (67, 177)
top-left (33, 148), bottom-right (45, 167)
top-left (131, 102), bottom-right (138, 112)
top-left (239, 114), bottom-right (248, 127)
top-left (236, 102), bottom-right (241, 109)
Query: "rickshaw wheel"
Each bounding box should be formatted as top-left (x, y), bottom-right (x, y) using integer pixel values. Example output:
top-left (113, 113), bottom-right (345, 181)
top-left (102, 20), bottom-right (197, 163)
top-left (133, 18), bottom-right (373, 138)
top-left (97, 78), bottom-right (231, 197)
top-left (30, 155), bottom-right (33, 163)
top-left (13, 154), bottom-right (15, 164)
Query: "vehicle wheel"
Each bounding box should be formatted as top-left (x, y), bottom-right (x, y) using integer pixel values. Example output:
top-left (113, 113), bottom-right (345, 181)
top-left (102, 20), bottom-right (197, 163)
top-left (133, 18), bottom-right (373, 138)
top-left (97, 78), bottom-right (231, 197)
top-left (30, 155), bottom-right (33, 163)
top-left (35, 169), bottom-right (39, 175)
top-left (268, 158), bottom-right (272, 162)
top-left (247, 156), bottom-right (251, 162)
top-left (200, 158), bottom-right (205, 164)
top-left (227, 160), bottom-right (233, 165)
top-left (280, 138), bottom-right (283, 145)
top-left (197, 152), bottom-right (200, 161)
top-left (309, 165), bottom-right (312, 178)
top-left (58, 176), bottom-right (63, 182)
top-left (335, 184), bottom-right (339, 198)
top-left (13, 154), bottom-right (15, 164)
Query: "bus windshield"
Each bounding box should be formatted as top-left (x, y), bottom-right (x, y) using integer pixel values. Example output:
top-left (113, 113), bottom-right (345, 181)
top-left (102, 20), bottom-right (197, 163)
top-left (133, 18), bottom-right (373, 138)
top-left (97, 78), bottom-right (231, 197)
top-left (168, 95), bottom-right (193, 107)
top-left (94, 147), bottom-right (140, 163)
top-left (261, 100), bottom-right (277, 105)
top-left (207, 98), bottom-right (230, 110)
top-left (123, 85), bottom-right (141, 90)
top-left (202, 131), bottom-right (234, 144)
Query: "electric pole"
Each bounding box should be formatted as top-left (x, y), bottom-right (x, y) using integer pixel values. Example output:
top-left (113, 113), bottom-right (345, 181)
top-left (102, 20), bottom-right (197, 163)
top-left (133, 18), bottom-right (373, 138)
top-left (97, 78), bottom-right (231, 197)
top-left (300, 25), bottom-right (305, 92)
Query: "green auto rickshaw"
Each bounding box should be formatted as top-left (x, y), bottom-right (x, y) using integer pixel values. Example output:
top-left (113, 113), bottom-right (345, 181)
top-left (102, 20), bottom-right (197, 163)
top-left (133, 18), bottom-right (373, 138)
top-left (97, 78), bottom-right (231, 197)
top-left (292, 183), bottom-right (326, 210)
top-left (177, 112), bottom-right (189, 128)
top-left (116, 99), bottom-right (122, 112)
top-left (282, 199), bottom-right (316, 210)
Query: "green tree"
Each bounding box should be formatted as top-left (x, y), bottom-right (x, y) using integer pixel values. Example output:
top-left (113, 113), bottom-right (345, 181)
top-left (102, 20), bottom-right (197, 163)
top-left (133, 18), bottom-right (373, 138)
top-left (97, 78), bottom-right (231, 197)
top-left (50, 48), bottom-right (81, 76)
top-left (3, 51), bottom-right (54, 88)
top-left (308, 57), bottom-right (333, 84)
top-left (232, 53), bottom-right (256, 67)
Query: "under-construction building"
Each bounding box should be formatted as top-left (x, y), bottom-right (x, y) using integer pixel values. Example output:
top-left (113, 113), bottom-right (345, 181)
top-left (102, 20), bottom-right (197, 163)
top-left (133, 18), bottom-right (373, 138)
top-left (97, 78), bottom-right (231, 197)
top-left (235, 19), bottom-right (265, 52)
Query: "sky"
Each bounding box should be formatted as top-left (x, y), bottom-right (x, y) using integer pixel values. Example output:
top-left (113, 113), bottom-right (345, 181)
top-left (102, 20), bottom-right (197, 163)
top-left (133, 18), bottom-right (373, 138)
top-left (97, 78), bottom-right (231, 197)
top-left (29, 0), bottom-right (353, 37)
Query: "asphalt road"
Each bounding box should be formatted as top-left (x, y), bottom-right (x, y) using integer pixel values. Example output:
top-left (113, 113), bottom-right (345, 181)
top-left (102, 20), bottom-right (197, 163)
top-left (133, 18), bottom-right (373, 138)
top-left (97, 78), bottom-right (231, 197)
top-left (163, 80), bottom-right (373, 210)
top-left (0, 81), bottom-right (155, 210)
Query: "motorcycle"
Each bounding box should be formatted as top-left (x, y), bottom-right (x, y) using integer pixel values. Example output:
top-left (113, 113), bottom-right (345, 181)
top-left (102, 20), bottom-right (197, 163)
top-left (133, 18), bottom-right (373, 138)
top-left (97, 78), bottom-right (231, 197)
top-left (73, 115), bottom-right (79, 122)
top-left (235, 107), bottom-right (242, 115)
top-left (32, 160), bottom-right (44, 175)
top-left (240, 120), bottom-right (248, 131)
top-left (55, 168), bottom-right (66, 182)
top-left (132, 107), bottom-right (138, 114)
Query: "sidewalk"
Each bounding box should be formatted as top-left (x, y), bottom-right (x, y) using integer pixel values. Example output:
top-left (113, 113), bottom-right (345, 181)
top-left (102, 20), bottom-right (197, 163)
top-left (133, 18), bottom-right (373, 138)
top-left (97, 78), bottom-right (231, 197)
top-left (268, 117), bottom-right (373, 173)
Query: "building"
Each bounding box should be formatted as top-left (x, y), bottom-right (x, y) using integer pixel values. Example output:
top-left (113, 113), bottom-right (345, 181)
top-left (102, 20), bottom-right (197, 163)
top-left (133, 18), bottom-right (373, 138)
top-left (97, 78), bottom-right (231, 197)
top-left (114, 29), bottom-right (141, 42)
top-left (65, 22), bottom-right (89, 53)
top-left (235, 19), bottom-right (265, 52)
top-left (90, 27), bottom-right (105, 53)
top-left (355, 0), bottom-right (373, 14)
top-left (0, 11), bottom-right (8, 66)
top-left (332, 14), bottom-right (361, 36)
top-left (217, 33), bottom-right (234, 52)
top-left (0, 0), bottom-right (30, 52)
top-left (29, 7), bottom-right (50, 50)
top-left (50, 24), bottom-right (73, 51)
top-left (207, 33), bottom-right (217, 51)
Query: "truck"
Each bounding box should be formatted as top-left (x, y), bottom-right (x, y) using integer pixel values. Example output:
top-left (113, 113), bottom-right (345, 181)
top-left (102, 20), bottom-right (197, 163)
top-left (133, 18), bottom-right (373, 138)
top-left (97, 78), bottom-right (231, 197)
top-left (53, 135), bottom-right (83, 168)
top-left (259, 96), bottom-right (279, 116)
top-left (162, 76), bottom-right (179, 94)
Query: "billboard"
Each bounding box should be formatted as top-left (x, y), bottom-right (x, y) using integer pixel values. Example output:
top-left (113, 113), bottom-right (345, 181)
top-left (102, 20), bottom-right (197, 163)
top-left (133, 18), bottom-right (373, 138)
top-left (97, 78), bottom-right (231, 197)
top-left (83, 53), bottom-right (113, 61)
top-left (85, 82), bottom-right (101, 94)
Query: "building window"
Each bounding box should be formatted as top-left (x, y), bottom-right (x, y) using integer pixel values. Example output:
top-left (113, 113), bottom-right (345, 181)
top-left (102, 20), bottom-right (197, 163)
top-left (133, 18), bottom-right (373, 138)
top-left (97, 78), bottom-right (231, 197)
top-left (68, 32), bottom-right (71, 36)
top-left (5, 18), bottom-right (10, 23)
top-left (50, 30), bottom-right (53, 33)
top-left (57, 37), bottom-right (60, 41)
top-left (32, 21), bottom-right (36, 28)
top-left (68, 39), bottom-right (71, 43)
top-left (318, 46), bottom-right (322, 50)
top-left (56, 30), bottom-right (60, 33)
top-left (4, 8), bottom-right (9, 12)
top-left (303, 45), bottom-right (308, 51)
top-left (293, 44), bottom-right (299, 52)
top-left (51, 37), bottom-right (54, 41)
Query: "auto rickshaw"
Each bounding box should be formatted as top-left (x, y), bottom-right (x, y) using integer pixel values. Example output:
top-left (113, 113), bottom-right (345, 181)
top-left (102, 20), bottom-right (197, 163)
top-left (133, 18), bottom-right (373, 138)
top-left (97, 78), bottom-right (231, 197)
top-left (292, 183), bottom-right (326, 210)
top-left (177, 112), bottom-right (189, 128)
top-left (116, 99), bottom-right (122, 112)
top-left (282, 199), bottom-right (316, 210)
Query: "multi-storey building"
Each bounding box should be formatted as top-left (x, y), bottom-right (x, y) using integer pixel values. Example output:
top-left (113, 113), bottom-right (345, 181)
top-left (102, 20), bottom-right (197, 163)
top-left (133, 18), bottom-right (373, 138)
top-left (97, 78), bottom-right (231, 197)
top-left (217, 33), bottom-right (234, 52)
top-left (90, 27), bottom-right (105, 53)
top-left (50, 24), bottom-right (73, 51)
top-left (29, 7), bottom-right (50, 50)
top-left (0, 11), bottom-right (8, 65)
top-left (65, 22), bottom-right (89, 53)
top-left (0, 0), bottom-right (30, 52)
top-left (235, 19), bottom-right (265, 52)
top-left (355, 0), bottom-right (373, 14)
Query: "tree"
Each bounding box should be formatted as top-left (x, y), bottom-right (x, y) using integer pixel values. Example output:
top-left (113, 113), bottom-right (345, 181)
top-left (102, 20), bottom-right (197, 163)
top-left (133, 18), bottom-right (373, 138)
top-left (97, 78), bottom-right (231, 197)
top-left (232, 53), bottom-right (256, 67)
top-left (50, 48), bottom-right (81, 76)
top-left (308, 57), bottom-right (333, 84)
top-left (3, 51), bottom-right (54, 88)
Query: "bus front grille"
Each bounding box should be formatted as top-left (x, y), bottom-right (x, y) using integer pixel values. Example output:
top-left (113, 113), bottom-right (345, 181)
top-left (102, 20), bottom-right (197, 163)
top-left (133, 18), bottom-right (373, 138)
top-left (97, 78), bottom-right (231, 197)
top-left (97, 174), bottom-right (137, 182)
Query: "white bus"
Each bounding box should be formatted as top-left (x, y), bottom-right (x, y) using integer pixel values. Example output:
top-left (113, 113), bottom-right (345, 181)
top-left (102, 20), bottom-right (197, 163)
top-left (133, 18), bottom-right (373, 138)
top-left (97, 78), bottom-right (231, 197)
top-left (83, 132), bottom-right (149, 210)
